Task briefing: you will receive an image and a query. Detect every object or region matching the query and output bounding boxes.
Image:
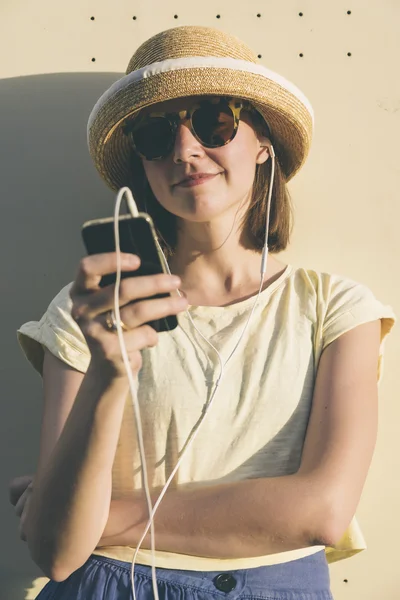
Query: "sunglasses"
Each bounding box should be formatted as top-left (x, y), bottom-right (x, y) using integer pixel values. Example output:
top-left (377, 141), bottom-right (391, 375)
top-left (122, 97), bottom-right (258, 161)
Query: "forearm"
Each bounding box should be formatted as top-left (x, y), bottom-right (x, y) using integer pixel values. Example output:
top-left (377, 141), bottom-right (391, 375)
top-left (99, 474), bottom-right (330, 558)
top-left (26, 365), bottom-right (129, 581)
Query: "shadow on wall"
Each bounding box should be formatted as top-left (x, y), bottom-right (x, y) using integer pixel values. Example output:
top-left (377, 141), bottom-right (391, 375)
top-left (0, 73), bottom-right (124, 600)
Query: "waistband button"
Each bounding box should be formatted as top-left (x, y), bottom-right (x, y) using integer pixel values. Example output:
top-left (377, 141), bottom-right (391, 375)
top-left (213, 573), bottom-right (237, 593)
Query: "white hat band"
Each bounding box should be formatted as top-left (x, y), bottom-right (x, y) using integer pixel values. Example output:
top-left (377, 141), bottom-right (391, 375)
top-left (88, 56), bottom-right (314, 134)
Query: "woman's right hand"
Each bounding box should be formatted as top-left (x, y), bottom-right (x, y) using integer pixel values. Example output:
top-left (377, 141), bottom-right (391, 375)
top-left (69, 252), bottom-right (188, 378)
top-left (9, 475), bottom-right (34, 541)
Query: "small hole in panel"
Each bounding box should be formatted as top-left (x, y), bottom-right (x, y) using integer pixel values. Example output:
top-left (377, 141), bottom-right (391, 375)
top-left (132, 16), bottom-right (137, 20)
top-left (90, 16), bottom-right (95, 21)
top-left (347, 10), bottom-right (352, 15)
top-left (258, 54), bottom-right (262, 58)
top-left (344, 580), bottom-right (349, 583)
top-left (299, 12), bottom-right (304, 17)
top-left (174, 14), bottom-right (178, 19)
top-left (216, 14), bottom-right (221, 19)
top-left (91, 58), bottom-right (96, 62)
top-left (257, 13), bottom-right (261, 18)
top-left (347, 52), bottom-right (352, 56)
top-left (299, 53), bottom-right (304, 57)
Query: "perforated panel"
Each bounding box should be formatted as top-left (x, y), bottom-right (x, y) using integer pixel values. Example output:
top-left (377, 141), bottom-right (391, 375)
top-left (0, 2), bottom-right (399, 599)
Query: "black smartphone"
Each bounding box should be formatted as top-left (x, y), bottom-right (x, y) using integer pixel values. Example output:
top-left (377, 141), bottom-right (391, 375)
top-left (81, 213), bottom-right (178, 332)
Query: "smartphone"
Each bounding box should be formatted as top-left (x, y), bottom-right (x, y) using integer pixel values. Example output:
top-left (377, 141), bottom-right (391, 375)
top-left (81, 213), bottom-right (178, 332)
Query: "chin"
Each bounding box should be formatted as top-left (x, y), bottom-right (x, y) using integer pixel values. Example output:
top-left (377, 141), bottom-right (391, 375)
top-left (164, 197), bottom-right (228, 221)
top-left (182, 203), bottom-right (232, 222)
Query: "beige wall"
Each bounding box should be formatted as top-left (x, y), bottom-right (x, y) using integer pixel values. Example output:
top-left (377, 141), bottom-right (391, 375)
top-left (1, 1), bottom-right (399, 598)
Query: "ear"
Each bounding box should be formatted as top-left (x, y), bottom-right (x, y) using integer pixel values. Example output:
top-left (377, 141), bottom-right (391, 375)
top-left (256, 135), bottom-right (272, 165)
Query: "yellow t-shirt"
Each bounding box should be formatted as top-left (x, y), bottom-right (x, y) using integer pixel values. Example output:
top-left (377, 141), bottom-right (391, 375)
top-left (17, 264), bottom-right (396, 570)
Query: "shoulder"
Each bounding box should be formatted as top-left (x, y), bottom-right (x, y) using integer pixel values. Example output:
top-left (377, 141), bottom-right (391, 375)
top-left (17, 282), bottom-right (89, 375)
top-left (288, 265), bottom-right (392, 313)
top-left (287, 265), bottom-right (396, 379)
top-left (291, 264), bottom-right (395, 329)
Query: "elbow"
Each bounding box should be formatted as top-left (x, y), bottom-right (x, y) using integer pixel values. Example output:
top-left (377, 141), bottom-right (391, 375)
top-left (49, 567), bottom-right (74, 583)
top-left (24, 507), bottom-right (97, 582)
top-left (29, 545), bottom-right (75, 582)
top-left (297, 473), bottom-right (354, 548)
top-left (45, 567), bottom-right (73, 583)
top-left (311, 525), bottom-right (344, 549)
top-left (41, 564), bottom-right (72, 583)
top-left (305, 504), bottom-right (347, 549)
top-left (26, 524), bottom-right (73, 582)
top-left (26, 525), bottom-right (96, 582)
top-left (320, 516), bottom-right (349, 548)
top-left (305, 527), bottom-right (339, 549)
top-left (28, 546), bottom-right (72, 582)
top-left (27, 539), bottom-right (71, 582)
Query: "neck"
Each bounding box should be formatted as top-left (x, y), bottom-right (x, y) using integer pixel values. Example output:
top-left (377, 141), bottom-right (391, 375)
top-left (168, 224), bottom-right (286, 305)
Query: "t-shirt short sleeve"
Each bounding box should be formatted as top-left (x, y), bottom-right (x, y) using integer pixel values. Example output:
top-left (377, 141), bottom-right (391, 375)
top-left (17, 283), bottom-right (91, 375)
top-left (321, 273), bottom-right (396, 383)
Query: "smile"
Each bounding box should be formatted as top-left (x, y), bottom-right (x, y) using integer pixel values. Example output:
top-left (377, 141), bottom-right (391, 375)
top-left (176, 174), bottom-right (220, 187)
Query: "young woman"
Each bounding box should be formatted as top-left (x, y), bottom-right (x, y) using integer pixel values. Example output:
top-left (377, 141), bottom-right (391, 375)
top-left (9, 25), bottom-right (396, 600)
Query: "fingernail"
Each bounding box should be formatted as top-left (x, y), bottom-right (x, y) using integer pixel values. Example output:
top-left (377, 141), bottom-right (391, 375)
top-left (128, 254), bottom-right (139, 265)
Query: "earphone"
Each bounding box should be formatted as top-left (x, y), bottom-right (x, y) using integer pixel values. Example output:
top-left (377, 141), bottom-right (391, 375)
top-left (112, 142), bottom-right (275, 600)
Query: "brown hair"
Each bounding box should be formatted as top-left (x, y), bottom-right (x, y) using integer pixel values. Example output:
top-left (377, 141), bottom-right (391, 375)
top-left (125, 109), bottom-right (294, 257)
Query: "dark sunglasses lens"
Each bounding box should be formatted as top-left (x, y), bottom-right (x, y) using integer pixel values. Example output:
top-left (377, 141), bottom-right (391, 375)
top-left (131, 117), bottom-right (173, 159)
top-left (192, 103), bottom-right (235, 147)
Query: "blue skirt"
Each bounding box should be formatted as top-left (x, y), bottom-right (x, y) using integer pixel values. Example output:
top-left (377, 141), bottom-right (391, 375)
top-left (35, 550), bottom-right (333, 600)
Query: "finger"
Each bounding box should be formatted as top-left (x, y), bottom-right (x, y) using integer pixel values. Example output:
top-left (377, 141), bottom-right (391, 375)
top-left (82, 273), bottom-right (182, 319)
top-left (112, 293), bottom-right (188, 331)
top-left (15, 486), bottom-right (31, 517)
top-left (112, 324), bottom-right (159, 353)
top-left (19, 516), bottom-right (27, 542)
top-left (8, 475), bottom-right (34, 506)
top-left (82, 323), bottom-right (158, 371)
top-left (70, 252), bottom-right (141, 296)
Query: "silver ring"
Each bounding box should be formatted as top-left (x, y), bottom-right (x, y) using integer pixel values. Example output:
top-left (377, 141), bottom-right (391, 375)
top-left (105, 309), bottom-right (128, 333)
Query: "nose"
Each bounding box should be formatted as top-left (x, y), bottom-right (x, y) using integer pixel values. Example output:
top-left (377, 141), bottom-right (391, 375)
top-left (172, 122), bottom-right (205, 163)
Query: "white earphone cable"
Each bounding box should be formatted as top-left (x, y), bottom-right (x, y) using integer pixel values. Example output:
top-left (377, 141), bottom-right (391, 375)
top-left (112, 147), bottom-right (275, 600)
top-left (112, 189), bottom-right (159, 600)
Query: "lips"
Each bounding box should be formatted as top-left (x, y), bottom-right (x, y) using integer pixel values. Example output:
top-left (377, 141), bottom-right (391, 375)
top-left (175, 173), bottom-right (220, 186)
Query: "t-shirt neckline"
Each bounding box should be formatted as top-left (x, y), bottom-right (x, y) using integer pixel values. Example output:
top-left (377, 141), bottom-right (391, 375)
top-left (186, 263), bottom-right (293, 314)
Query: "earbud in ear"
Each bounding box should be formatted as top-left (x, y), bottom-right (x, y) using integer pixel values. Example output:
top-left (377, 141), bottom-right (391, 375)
top-left (268, 143), bottom-right (275, 158)
top-left (260, 138), bottom-right (275, 158)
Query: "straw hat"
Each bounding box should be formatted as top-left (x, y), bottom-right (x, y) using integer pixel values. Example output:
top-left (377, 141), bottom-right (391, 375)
top-left (87, 25), bottom-right (314, 190)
